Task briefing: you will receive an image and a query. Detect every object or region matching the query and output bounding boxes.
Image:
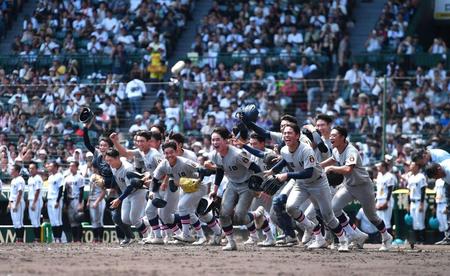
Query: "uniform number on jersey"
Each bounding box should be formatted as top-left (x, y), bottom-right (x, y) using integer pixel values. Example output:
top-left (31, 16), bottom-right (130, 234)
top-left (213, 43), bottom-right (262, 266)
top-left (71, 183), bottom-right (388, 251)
top-left (178, 172), bottom-right (187, 177)
top-left (228, 166), bottom-right (238, 171)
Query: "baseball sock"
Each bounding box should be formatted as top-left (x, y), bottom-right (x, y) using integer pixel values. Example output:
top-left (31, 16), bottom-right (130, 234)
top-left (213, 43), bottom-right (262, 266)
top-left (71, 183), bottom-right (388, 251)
top-left (149, 217), bottom-right (162, 238)
top-left (34, 227), bottom-right (40, 242)
top-left (260, 217), bottom-right (274, 240)
top-left (92, 228), bottom-right (98, 242)
top-left (71, 226), bottom-right (80, 242)
top-left (169, 222), bottom-right (182, 236)
top-left (222, 225), bottom-right (234, 242)
top-left (180, 215), bottom-right (191, 237)
top-left (115, 225), bottom-right (125, 240)
top-left (51, 226), bottom-right (57, 240)
top-left (98, 227), bottom-right (104, 242)
top-left (192, 219), bottom-right (205, 238)
top-left (246, 221), bottom-right (258, 239)
top-left (337, 214), bottom-right (356, 236)
top-left (375, 220), bottom-right (390, 240)
top-left (207, 218), bottom-right (222, 235)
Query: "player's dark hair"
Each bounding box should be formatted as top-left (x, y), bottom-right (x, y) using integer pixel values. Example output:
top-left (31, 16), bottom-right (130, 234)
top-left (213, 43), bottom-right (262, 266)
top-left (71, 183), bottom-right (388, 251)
top-left (212, 126), bottom-right (231, 139)
top-left (70, 160), bottom-right (79, 167)
top-left (333, 126), bottom-right (348, 138)
top-left (105, 148), bottom-right (120, 158)
top-left (12, 164), bottom-right (22, 173)
top-left (99, 137), bottom-right (113, 147)
top-left (250, 132), bottom-right (265, 143)
top-left (284, 123), bottom-right (301, 134)
top-left (280, 114), bottom-right (297, 124)
top-left (150, 124), bottom-right (165, 137)
top-left (316, 114), bottom-right (333, 124)
top-left (49, 161), bottom-right (59, 169)
top-left (411, 149), bottom-right (425, 162)
top-left (150, 131), bottom-right (163, 141)
top-left (169, 133), bottom-right (185, 144)
top-left (424, 163), bottom-right (440, 178)
top-left (136, 130), bottom-right (152, 141)
top-left (162, 141), bottom-right (178, 151)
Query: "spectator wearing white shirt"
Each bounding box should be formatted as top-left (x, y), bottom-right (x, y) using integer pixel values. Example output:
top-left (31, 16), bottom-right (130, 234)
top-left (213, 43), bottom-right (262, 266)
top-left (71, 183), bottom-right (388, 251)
top-left (287, 62), bottom-right (303, 81)
top-left (87, 35), bottom-right (102, 54)
top-left (387, 23), bottom-right (404, 49)
top-left (91, 25), bottom-right (109, 44)
top-left (428, 38), bottom-right (447, 54)
top-left (309, 9), bottom-right (326, 29)
top-left (115, 27), bottom-right (136, 52)
top-left (129, 115), bottom-right (148, 133)
top-left (287, 26), bottom-right (303, 46)
top-left (72, 13), bottom-right (87, 35)
top-left (397, 36), bottom-right (414, 55)
top-left (125, 77), bottom-right (146, 117)
top-left (361, 65), bottom-right (376, 93)
top-left (8, 88), bottom-right (29, 105)
top-left (39, 35), bottom-right (59, 55)
top-left (365, 31), bottom-right (381, 53)
top-left (101, 10), bottom-right (119, 34)
top-left (344, 63), bottom-right (363, 85)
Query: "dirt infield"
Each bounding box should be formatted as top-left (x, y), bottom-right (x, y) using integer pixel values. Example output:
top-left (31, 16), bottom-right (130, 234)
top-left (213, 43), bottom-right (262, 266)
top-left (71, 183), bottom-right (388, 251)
top-left (0, 243), bottom-right (448, 275)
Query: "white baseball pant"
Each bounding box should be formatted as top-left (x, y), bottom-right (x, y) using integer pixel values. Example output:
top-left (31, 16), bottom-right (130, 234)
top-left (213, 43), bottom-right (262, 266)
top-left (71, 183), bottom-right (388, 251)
top-left (47, 198), bottom-right (63, 226)
top-left (10, 200), bottom-right (25, 228)
top-left (28, 199), bottom-right (43, 227)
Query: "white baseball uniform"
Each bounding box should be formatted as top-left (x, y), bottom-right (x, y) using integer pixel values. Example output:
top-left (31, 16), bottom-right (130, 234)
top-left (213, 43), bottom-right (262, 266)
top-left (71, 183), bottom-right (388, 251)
top-left (435, 179), bottom-right (448, 232)
top-left (27, 174), bottom-right (44, 227)
top-left (9, 176), bottom-right (25, 229)
top-left (47, 172), bottom-right (64, 227)
top-left (407, 172), bottom-right (427, 230)
top-left (376, 171), bottom-right (397, 228)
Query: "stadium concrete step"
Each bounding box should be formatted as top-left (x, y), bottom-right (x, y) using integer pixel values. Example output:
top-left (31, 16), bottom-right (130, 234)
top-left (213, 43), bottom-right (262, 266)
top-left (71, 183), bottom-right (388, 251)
top-left (0, 0), bottom-right (39, 53)
top-left (167, 0), bottom-right (214, 74)
top-left (349, 0), bottom-right (387, 55)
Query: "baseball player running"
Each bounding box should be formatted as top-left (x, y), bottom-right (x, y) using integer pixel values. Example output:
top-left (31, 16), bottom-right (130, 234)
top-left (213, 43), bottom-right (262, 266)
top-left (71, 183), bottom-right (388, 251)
top-left (9, 164), bottom-right (25, 243)
top-left (151, 141), bottom-right (220, 245)
top-left (321, 126), bottom-right (393, 251)
top-left (83, 125), bottom-right (127, 242)
top-left (106, 149), bottom-right (147, 246)
top-left (87, 169), bottom-right (107, 243)
top-left (64, 161), bottom-right (85, 242)
top-left (426, 160), bottom-right (450, 244)
top-left (46, 162), bottom-right (65, 243)
top-left (210, 127), bottom-right (273, 251)
top-left (266, 123), bottom-right (349, 251)
top-left (27, 162), bottom-right (43, 242)
top-left (110, 131), bottom-right (163, 243)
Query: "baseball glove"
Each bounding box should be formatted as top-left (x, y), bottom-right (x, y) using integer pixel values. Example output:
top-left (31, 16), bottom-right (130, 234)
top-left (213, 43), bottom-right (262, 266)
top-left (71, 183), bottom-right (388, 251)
top-left (263, 154), bottom-right (280, 170)
top-left (247, 175), bottom-right (264, 192)
top-left (179, 177), bottom-right (201, 193)
top-left (261, 176), bottom-right (283, 196)
top-left (326, 172), bottom-right (344, 187)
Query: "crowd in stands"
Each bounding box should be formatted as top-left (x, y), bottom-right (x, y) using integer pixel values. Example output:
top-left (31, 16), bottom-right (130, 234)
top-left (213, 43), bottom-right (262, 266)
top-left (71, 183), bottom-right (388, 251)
top-left (10, 0), bottom-right (193, 81)
top-left (0, 0), bottom-right (448, 187)
top-left (365, 0), bottom-right (420, 54)
top-left (192, 0), bottom-right (354, 74)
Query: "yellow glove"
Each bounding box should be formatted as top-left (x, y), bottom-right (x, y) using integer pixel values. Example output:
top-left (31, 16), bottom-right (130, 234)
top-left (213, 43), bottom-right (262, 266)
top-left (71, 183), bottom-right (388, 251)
top-left (179, 177), bottom-right (201, 193)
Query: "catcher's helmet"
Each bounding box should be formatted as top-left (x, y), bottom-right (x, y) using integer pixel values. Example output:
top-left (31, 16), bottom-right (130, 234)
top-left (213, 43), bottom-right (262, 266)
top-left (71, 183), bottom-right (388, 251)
top-left (79, 107), bottom-right (93, 123)
top-left (238, 104), bottom-right (259, 123)
top-left (152, 198), bottom-right (167, 208)
top-left (196, 197), bottom-right (215, 216)
top-left (74, 211), bottom-right (86, 223)
top-left (428, 217), bottom-right (439, 230)
top-left (404, 213), bottom-right (413, 226)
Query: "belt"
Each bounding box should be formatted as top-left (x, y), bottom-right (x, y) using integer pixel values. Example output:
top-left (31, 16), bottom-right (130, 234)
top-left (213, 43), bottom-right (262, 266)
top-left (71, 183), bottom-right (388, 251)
top-left (410, 199), bottom-right (423, 203)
